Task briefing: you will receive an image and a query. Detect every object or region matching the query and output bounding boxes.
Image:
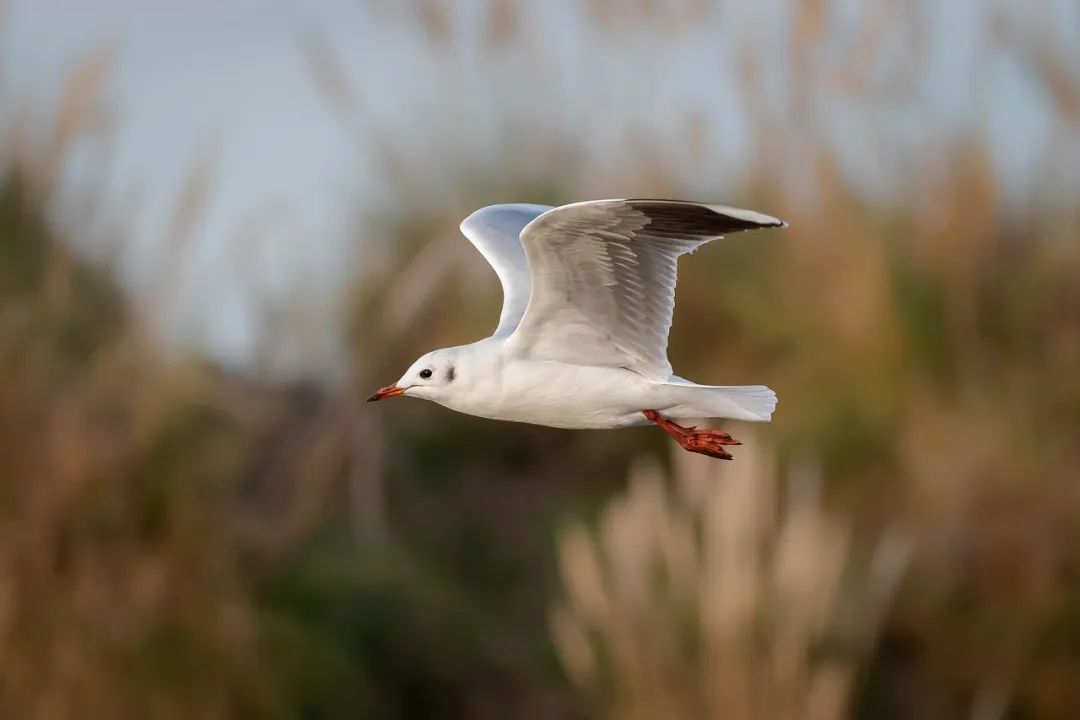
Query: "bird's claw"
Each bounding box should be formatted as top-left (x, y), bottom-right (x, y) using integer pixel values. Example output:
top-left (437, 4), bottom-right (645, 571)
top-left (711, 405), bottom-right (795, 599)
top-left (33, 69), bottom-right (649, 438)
top-left (680, 428), bottom-right (741, 460)
top-left (642, 410), bottom-right (742, 461)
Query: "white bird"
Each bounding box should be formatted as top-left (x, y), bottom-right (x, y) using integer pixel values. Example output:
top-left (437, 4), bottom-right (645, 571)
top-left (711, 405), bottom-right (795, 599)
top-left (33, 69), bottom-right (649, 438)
top-left (369, 199), bottom-right (785, 460)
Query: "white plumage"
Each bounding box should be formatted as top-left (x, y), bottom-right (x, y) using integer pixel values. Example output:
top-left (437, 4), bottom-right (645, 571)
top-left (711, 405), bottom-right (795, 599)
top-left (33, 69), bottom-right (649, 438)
top-left (371, 199), bottom-right (785, 457)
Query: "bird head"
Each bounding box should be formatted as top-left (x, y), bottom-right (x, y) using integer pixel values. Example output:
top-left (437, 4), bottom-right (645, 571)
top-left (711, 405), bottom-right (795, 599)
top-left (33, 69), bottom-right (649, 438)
top-left (367, 348), bottom-right (459, 403)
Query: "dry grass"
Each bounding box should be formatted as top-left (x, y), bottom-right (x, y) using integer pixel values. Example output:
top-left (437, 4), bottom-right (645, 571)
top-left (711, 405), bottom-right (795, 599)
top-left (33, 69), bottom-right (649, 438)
top-left (552, 438), bottom-right (911, 720)
top-left (0, 0), bottom-right (1078, 718)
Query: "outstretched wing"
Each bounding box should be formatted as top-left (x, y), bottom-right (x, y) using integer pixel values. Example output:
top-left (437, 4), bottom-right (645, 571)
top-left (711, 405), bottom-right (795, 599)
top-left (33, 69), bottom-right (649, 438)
top-left (460, 203), bottom-right (553, 337)
top-left (508, 199), bottom-right (785, 379)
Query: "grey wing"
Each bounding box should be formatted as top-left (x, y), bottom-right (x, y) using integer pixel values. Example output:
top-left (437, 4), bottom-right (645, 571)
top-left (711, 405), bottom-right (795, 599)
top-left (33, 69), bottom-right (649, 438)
top-left (460, 203), bottom-right (554, 337)
top-left (508, 199), bottom-right (786, 379)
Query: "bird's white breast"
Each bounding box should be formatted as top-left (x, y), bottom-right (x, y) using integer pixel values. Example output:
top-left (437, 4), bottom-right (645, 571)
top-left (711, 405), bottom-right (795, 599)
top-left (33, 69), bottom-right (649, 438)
top-left (437, 351), bottom-right (656, 429)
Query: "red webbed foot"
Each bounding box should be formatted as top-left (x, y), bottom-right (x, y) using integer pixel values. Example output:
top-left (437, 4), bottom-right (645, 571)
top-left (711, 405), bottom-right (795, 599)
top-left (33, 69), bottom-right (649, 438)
top-left (642, 409), bottom-right (741, 460)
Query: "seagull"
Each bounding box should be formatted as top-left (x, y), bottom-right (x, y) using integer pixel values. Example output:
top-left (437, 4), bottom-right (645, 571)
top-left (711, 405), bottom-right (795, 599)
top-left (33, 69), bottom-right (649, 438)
top-left (368, 199), bottom-right (785, 460)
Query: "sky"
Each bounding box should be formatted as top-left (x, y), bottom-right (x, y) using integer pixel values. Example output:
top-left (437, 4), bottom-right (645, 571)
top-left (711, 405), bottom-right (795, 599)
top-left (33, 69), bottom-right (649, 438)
top-left (2, 0), bottom-right (361, 371)
top-left (2, 0), bottom-right (1076, 376)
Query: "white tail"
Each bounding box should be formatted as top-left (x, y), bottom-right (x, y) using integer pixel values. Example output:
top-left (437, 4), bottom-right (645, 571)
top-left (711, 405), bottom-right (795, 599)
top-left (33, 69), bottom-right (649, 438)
top-left (661, 381), bottom-right (778, 422)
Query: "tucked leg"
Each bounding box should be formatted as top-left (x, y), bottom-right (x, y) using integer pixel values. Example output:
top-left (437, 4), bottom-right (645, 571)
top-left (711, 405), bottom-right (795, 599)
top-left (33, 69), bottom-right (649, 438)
top-left (642, 409), bottom-right (741, 460)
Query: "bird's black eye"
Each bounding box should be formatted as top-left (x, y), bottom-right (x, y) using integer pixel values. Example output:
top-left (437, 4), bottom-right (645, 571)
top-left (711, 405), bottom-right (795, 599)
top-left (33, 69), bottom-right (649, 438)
top-left (419, 368), bottom-right (433, 379)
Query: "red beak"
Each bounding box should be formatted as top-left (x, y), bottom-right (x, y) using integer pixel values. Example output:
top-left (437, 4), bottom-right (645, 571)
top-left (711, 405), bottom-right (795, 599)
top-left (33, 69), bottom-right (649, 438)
top-left (367, 383), bottom-right (406, 402)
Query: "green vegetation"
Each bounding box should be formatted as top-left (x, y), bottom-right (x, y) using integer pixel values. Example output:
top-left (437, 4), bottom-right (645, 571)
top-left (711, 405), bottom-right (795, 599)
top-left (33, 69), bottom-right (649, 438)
top-left (2, 1), bottom-right (1080, 717)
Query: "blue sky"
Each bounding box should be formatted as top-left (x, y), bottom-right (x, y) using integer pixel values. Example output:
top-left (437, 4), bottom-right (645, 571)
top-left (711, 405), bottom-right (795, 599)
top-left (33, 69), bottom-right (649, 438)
top-left (4, 0), bottom-right (361, 369)
top-left (3, 0), bottom-right (1076, 374)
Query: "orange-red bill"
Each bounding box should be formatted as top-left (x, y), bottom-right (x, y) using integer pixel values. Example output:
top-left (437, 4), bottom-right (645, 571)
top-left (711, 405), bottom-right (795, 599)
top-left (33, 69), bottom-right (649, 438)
top-left (367, 384), bottom-right (405, 402)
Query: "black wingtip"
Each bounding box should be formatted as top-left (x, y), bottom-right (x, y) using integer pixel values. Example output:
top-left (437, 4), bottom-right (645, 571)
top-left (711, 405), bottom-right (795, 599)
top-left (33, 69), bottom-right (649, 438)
top-left (625, 199), bottom-right (787, 234)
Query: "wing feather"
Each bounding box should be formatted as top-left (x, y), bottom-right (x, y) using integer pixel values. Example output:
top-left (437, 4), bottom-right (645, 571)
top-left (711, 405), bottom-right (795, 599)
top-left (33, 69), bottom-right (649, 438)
top-left (508, 199), bottom-right (785, 379)
top-left (459, 203), bottom-right (553, 337)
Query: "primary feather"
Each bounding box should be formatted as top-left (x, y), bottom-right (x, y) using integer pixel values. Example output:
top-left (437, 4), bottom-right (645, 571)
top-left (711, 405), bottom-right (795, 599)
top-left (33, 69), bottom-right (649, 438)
top-left (508, 199), bottom-right (785, 379)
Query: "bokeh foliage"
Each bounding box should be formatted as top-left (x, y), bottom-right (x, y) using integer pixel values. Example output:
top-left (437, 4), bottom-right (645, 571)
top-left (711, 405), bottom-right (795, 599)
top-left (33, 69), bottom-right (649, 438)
top-left (3, 0), bottom-right (1080, 718)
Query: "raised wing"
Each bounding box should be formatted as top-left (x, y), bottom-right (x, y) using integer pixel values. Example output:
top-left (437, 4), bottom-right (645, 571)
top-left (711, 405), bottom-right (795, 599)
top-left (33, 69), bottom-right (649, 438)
top-left (508, 199), bottom-right (785, 379)
top-left (460, 203), bottom-right (553, 337)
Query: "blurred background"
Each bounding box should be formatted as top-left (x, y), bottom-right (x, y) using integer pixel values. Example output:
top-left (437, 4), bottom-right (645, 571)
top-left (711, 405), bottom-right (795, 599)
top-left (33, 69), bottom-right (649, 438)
top-left (2, 1), bottom-right (1079, 718)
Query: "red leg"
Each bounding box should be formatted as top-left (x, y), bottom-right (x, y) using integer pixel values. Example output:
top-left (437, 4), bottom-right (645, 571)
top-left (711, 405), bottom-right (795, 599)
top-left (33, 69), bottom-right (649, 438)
top-left (642, 409), bottom-right (741, 460)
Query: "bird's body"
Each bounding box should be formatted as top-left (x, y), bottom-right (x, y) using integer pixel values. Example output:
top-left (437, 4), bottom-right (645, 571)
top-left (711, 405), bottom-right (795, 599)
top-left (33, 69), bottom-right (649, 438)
top-left (369, 199), bottom-right (786, 459)
top-left (417, 338), bottom-right (776, 430)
